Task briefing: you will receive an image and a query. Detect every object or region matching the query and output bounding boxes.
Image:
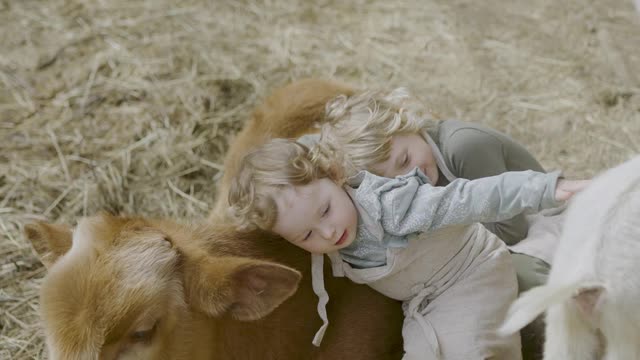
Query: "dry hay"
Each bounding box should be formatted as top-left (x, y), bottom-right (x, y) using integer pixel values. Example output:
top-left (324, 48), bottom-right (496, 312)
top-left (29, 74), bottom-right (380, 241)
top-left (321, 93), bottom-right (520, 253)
top-left (1, 0), bottom-right (639, 358)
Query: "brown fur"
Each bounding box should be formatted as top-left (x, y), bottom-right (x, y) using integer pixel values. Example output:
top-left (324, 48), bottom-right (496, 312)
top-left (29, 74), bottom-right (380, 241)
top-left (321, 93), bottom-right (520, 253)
top-left (30, 79), bottom-right (403, 359)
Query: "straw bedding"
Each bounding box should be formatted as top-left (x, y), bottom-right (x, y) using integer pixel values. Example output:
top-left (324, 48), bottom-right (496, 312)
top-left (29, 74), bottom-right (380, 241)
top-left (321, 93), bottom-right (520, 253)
top-left (1, 0), bottom-right (638, 358)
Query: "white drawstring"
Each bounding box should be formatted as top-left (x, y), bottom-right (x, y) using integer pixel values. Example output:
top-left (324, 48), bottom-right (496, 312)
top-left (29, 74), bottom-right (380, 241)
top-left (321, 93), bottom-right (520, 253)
top-left (311, 253), bottom-right (330, 346)
top-left (406, 284), bottom-right (441, 359)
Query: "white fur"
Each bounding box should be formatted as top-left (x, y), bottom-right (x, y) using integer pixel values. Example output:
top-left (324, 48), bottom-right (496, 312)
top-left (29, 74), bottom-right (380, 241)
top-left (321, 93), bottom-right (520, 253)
top-left (499, 155), bottom-right (640, 360)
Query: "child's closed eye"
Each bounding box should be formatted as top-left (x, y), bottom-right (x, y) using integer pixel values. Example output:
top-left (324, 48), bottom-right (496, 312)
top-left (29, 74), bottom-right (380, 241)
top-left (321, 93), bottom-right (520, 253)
top-left (322, 203), bottom-right (331, 217)
top-left (401, 154), bottom-right (410, 168)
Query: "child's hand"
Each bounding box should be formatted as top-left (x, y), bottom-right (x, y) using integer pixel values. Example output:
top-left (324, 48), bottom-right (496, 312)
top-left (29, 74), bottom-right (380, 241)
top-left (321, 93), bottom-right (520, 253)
top-left (555, 179), bottom-right (591, 201)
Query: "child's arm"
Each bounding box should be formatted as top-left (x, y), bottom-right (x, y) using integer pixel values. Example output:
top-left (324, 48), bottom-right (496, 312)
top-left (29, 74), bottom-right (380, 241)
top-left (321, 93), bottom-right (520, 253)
top-left (379, 170), bottom-right (571, 237)
top-left (437, 120), bottom-right (547, 244)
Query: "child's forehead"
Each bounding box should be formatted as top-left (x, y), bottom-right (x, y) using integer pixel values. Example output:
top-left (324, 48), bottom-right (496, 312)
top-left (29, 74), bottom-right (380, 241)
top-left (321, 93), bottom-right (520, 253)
top-left (275, 183), bottom-right (321, 209)
top-left (271, 183), bottom-right (326, 238)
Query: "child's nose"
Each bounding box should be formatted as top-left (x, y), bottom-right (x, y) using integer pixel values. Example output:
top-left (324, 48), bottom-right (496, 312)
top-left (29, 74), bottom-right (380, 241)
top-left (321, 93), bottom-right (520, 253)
top-left (320, 226), bottom-right (334, 241)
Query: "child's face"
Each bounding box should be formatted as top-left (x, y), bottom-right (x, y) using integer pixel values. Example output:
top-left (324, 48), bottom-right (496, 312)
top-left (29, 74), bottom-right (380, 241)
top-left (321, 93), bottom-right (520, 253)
top-left (272, 178), bottom-right (358, 254)
top-left (371, 133), bottom-right (439, 184)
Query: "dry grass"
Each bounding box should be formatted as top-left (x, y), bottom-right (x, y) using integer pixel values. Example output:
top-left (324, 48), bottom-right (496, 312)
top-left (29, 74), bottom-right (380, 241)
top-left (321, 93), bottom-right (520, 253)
top-left (1, 0), bottom-right (639, 358)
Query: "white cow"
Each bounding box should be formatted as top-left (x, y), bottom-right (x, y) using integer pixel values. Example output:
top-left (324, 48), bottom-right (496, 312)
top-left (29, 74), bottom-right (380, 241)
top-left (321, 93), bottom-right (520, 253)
top-left (499, 155), bottom-right (640, 360)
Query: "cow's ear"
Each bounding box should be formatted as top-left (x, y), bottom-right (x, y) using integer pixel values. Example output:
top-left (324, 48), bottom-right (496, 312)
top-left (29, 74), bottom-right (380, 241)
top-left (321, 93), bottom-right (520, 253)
top-left (184, 256), bottom-right (301, 320)
top-left (24, 222), bottom-right (73, 268)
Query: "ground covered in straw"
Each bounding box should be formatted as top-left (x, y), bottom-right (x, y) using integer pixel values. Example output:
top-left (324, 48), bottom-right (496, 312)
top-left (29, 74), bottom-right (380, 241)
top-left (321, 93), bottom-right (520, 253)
top-left (1, 0), bottom-right (639, 358)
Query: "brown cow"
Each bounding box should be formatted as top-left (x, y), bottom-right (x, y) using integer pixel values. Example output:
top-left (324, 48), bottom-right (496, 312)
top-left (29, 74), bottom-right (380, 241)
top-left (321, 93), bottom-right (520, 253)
top-left (27, 79), bottom-right (404, 359)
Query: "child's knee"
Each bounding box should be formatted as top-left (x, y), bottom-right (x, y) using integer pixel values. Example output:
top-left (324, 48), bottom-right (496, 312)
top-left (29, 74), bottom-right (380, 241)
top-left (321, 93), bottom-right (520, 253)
top-left (511, 253), bottom-right (550, 293)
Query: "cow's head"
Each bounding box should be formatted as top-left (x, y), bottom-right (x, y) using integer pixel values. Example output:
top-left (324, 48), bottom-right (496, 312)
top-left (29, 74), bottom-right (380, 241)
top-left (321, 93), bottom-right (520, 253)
top-left (25, 213), bottom-right (301, 360)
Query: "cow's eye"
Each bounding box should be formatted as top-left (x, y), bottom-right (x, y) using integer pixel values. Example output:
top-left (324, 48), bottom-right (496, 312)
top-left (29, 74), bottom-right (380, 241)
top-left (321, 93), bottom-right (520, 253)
top-left (130, 320), bottom-right (158, 343)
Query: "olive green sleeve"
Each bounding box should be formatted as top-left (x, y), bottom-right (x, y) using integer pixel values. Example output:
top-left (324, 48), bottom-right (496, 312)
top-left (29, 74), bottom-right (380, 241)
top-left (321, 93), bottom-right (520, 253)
top-left (439, 121), bottom-right (545, 245)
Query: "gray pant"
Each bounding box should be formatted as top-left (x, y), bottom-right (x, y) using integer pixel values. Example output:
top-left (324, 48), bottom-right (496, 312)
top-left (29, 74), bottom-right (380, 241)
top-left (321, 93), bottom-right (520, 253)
top-left (511, 252), bottom-right (550, 294)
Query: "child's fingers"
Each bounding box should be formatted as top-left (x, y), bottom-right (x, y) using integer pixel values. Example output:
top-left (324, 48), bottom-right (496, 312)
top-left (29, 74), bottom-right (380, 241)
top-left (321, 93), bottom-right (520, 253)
top-left (561, 179), bottom-right (591, 193)
top-left (554, 179), bottom-right (591, 201)
top-left (555, 188), bottom-right (573, 201)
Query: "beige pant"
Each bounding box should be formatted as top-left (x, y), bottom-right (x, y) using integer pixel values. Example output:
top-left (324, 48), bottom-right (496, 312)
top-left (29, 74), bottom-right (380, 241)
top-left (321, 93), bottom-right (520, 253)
top-left (329, 224), bottom-right (522, 360)
top-left (401, 244), bottom-right (521, 360)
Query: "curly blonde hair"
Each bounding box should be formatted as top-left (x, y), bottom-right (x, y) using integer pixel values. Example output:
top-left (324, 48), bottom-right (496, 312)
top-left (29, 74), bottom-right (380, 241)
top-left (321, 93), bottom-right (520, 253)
top-left (319, 87), bottom-right (439, 176)
top-left (227, 138), bottom-right (345, 231)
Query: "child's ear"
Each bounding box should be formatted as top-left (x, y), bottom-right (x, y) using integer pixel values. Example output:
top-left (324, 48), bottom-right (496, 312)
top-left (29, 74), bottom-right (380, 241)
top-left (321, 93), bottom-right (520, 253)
top-left (335, 167), bottom-right (350, 185)
top-left (326, 158), bottom-right (346, 185)
top-left (24, 222), bottom-right (73, 268)
top-left (183, 255), bottom-right (301, 320)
